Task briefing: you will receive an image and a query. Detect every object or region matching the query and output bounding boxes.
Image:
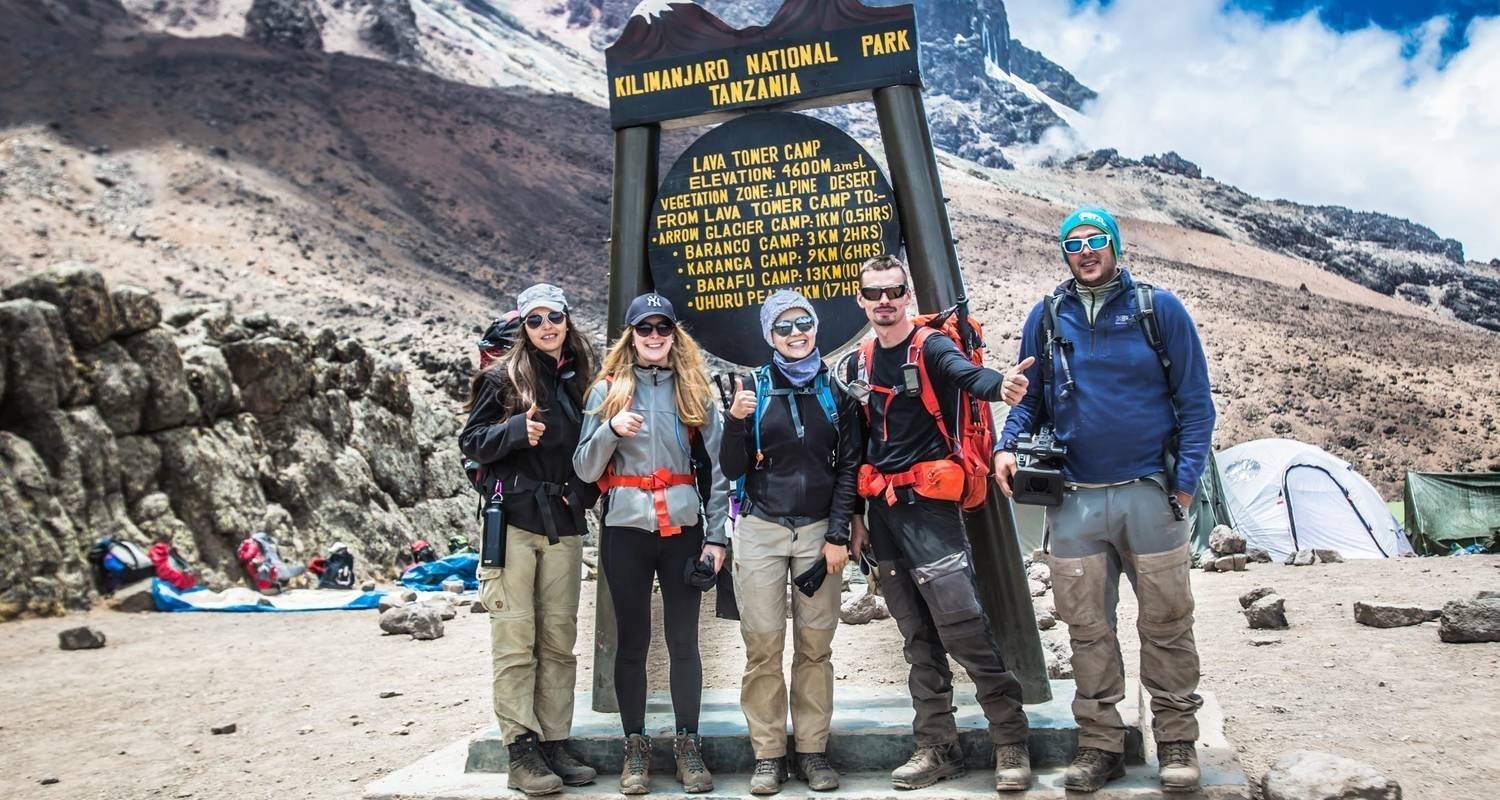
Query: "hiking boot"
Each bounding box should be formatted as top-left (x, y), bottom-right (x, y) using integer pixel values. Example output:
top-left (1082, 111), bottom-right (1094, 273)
top-left (620, 733), bottom-right (651, 795)
top-left (1063, 746), bottom-right (1126, 793)
top-left (795, 751), bottom-right (839, 791)
top-left (673, 731), bottom-right (714, 793)
top-left (1157, 741), bottom-right (1201, 793)
top-left (993, 742), bottom-right (1032, 792)
top-left (506, 734), bottom-right (563, 796)
top-left (749, 756), bottom-right (788, 795)
top-left (540, 739), bottom-right (597, 787)
top-left (890, 741), bottom-right (965, 790)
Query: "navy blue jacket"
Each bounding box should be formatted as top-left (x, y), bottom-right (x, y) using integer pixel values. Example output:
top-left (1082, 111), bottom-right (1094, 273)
top-left (999, 268), bottom-right (1215, 494)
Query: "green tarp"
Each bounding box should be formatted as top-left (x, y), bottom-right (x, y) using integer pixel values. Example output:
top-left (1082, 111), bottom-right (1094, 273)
top-left (1007, 452), bottom-right (1234, 561)
top-left (1403, 472), bottom-right (1500, 555)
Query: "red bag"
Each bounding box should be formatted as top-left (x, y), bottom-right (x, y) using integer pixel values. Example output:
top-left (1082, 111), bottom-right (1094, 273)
top-left (148, 542), bottom-right (197, 590)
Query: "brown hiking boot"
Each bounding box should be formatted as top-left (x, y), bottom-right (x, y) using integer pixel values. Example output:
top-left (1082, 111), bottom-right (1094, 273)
top-left (506, 734), bottom-right (563, 796)
top-left (993, 742), bottom-right (1032, 792)
top-left (795, 751), bottom-right (839, 791)
top-left (1063, 746), bottom-right (1126, 793)
top-left (1157, 740), bottom-right (1201, 793)
top-left (673, 732), bottom-right (714, 793)
top-left (539, 739), bottom-right (596, 787)
top-left (619, 733), bottom-right (651, 795)
top-left (890, 741), bottom-right (965, 790)
top-left (749, 756), bottom-right (787, 795)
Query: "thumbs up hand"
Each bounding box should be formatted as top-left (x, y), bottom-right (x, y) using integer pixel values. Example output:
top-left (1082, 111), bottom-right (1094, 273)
top-left (524, 403), bottom-right (546, 446)
top-left (1001, 356), bottom-right (1036, 406)
top-left (728, 376), bottom-right (757, 420)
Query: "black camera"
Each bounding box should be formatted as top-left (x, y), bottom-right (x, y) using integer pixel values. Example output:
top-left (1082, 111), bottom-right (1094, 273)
top-left (1012, 426), bottom-right (1068, 506)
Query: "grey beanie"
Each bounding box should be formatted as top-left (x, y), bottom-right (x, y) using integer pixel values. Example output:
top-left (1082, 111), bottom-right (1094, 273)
top-left (759, 289), bottom-right (817, 345)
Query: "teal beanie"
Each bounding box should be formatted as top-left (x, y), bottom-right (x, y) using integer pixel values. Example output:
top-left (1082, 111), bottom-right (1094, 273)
top-left (1059, 207), bottom-right (1122, 263)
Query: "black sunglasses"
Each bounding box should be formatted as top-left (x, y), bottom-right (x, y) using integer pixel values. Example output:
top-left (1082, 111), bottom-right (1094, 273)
top-left (633, 320), bottom-right (676, 338)
top-left (525, 310), bottom-right (567, 329)
top-left (859, 284), bottom-right (908, 302)
top-left (771, 315), bottom-right (816, 337)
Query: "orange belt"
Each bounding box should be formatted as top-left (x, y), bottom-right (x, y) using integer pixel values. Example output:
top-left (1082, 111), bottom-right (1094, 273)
top-left (599, 467), bottom-right (696, 535)
top-left (858, 460), bottom-right (965, 506)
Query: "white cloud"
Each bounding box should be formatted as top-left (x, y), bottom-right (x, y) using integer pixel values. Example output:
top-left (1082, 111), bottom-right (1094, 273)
top-left (1006, 0), bottom-right (1500, 261)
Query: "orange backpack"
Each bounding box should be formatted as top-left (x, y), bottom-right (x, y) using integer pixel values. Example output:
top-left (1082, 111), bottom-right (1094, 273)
top-left (855, 305), bottom-right (996, 511)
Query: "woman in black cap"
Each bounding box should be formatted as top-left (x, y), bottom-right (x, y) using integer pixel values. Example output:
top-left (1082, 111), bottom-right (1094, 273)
top-left (460, 282), bottom-right (600, 796)
top-left (573, 292), bottom-right (730, 795)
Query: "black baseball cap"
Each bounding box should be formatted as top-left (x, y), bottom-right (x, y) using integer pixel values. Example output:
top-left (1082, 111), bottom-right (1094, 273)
top-left (626, 293), bottom-right (677, 326)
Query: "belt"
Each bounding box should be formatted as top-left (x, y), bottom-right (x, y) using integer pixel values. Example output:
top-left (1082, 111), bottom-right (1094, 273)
top-left (599, 467), bottom-right (696, 536)
top-left (506, 475), bottom-right (570, 545)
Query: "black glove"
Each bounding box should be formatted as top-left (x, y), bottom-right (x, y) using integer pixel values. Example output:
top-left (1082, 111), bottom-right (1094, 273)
top-left (683, 553), bottom-right (718, 591)
top-left (792, 557), bottom-right (829, 598)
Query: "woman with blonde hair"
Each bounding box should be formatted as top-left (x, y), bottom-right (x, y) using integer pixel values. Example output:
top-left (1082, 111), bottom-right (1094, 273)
top-left (573, 292), bottom-right (730, 795)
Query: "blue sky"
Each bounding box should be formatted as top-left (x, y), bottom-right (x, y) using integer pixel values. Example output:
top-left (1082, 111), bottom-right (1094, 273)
top-left (1011, 0), bottom-right (1500, 259)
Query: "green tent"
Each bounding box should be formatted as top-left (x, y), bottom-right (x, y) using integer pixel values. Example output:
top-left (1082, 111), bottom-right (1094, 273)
top-left (1007, 451), bottom-right (1234, 561)
top-left (1403, 472), bottom-right (1500, 555)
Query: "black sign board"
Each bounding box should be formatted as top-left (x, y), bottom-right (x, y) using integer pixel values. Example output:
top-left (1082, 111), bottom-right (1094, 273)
top-left (606, 0), bottom-right (918, 130)
top-left (648, 112), bottom-right (901, 367)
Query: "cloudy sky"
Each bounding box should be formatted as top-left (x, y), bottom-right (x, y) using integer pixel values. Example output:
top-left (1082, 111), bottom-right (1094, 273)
top-left (1006, 0), bottom-right (1500, 261)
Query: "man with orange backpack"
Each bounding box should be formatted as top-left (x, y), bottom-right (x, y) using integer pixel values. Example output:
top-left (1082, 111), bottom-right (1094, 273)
top-left (842, 254), bottom-right (1035, 792)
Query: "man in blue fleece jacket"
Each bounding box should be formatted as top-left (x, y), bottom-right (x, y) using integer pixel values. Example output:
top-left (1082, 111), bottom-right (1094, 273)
top-left (994, 207), bottom-right (1214, 795)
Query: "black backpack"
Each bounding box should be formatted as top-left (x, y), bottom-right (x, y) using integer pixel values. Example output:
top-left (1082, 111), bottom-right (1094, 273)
top-left (1038, 281), bottom-right (1170, 400)
top-left (317, 549), bottom-right (356, 590)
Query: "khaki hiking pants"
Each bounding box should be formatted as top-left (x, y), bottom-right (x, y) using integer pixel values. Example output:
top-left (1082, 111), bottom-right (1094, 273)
top-left (1046, 476), bottom-right (1203, 752)
top-left (477, 526), bottom-right (582, 745)
top-left (733, 514), bottom-right (841, 759)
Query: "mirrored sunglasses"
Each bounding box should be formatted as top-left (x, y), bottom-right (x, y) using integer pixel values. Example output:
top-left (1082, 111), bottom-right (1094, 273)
top-left (771, 315), bottom-right (816, 337)
top-left (1062, 233), bottom-right (1112, 255)
top-left (525, 310), bottom-right (567, 329)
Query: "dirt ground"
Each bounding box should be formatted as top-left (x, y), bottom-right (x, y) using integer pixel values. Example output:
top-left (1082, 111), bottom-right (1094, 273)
top-left (3, 556), bottom-right (1498, 800)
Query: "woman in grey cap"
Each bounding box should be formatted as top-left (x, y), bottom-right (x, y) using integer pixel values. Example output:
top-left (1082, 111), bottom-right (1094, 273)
top-left (460, 282), bottom-right (600, 796)
top-left (573, 292), bottom-right (730, 795)
top-left (719, 289), bottom-right (862, 795)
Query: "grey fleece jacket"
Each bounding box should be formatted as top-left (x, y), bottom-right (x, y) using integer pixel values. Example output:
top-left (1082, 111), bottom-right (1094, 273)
top-left (572, 366), bottom-right (730, 544)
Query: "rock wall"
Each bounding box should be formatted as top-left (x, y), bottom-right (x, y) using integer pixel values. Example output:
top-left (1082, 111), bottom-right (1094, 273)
top-left (0, 266), bottom-right (471, 620)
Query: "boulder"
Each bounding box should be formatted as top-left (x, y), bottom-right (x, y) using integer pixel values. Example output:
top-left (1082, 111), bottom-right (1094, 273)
top-left (221, 337), bottom-right (313, 415)
top-left (379, 604), bottom-right (445, 640)
top-left (78, 341), bottom-right (149, 434)
top-left (1244, 594), bottom-right (1289, 629)
top-left (1438, 598), bottom-right (1500, 643)
top-left (422, 600), bottom-right (457, 620)
top-left (3, 265), bottom-right (116, 348)
top-left (1214, 554), bottom-right (1248, 572)
top-left (1353, 602), bottom-right (1440, 628)
top-left (182, 345), bottom-right (241, 421)
top-left (1025, 562), bottom-right (1051, 586)
top-left (839, 590), bottom-right (889, 625)
top-left (1209, 525), bottom-right (1245, 555)
top-left (0, 299), bottom-right (78, 421)
top-left (1262, 750), bottom-right (1401, 800)
top-left (1036, 609), bottom-right (1056, 630)
top-left (245, 0), bottom-right (324, 51)
top-left (107, 580), bottom-right (159, 613)
top-left (1028, 579), bottom-right (1048, 597)
top-left (59, 626), bottom-right (107, 650)
top-left (351, 400), bottom-right (422, 506)
top-left (1247, 546), bottom-right (1273, 563)
top-left (122, 329), bottom-right (199, 431)
top-left (1201, 557), bottom-right (1218, 572)
top-left (115, 435), bottom-right (162, 504)
top-left (367, 354), bottom-right (414, 415)
top-left (1286, 549), bottom-right (1317, 566)
top-left (1314, 549), bottom-right (1344, 564)
top-left (440, 578), bottom-right (465, 594)
top-left (1042, 635), bottom-right (1073, 679)
top-left (153, 415), bottom-right (270, 547)
top-left (111, 285), bottom-right (161, 336)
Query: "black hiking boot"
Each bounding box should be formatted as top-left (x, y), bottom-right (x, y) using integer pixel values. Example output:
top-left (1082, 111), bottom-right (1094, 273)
top-left (539, 739), bottom-right (597, 786)
top-left (506, 734), bottom-right (563, 796)
top-left (795, 751), bottom-right (839, 791)
top-left (749, 756), bottom-right (788, 795)
top-left (993, 741), bottom-right (1032, 792)
top-left (1063, 746), bottom-right (1126, 793)
top-left (890, 741), bottom-right (965, 790)
top-left (619, 733), bottom-right (651, 795)
top-left (673, 731), bottom-right (714, 793)
top-left (1157, 740), bottom-right (1202, 793)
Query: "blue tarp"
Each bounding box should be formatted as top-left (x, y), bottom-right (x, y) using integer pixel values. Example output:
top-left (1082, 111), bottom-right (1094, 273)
top-left (399, 553), bottom-right (480, 592)
top-left (152, 579), bottom-right (385, 613)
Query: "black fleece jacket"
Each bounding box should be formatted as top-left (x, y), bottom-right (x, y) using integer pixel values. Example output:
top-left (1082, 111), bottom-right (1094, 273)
top-left (719, 364), bottom-right (862, 544)
top-left (458, 354), bottom-right (599, 540)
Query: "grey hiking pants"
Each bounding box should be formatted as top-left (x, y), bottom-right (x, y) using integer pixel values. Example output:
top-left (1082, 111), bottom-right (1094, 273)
top-left (869, 497), bottom-right (1029, 747)
top-left (1046, 475), bottom-right (1203, 752)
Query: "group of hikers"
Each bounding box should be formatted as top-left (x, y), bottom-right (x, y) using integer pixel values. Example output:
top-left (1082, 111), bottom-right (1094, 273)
top-left (458, 207), bottom-right (1215, 796)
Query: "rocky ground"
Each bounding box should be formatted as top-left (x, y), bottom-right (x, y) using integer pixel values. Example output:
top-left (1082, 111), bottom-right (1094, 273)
top-left (2, 556), bottom-right (1496, 799)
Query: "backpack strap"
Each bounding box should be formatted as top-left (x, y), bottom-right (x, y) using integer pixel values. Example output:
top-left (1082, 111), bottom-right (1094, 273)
top-left (750, 364), bottom-right (773, 466)
top-left (811, 370), bottom-right (839, 426)
top-left (1133, 282), bottom-right (1172, 377)
top-left (1040, 293), bottom-right (1076, 400)
top-left (907, 327), bottom-right (950, 445)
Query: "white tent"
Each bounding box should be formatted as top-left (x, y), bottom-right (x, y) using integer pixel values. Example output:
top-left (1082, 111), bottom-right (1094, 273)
top-left (1217, 438), bottom-right (1413, 562)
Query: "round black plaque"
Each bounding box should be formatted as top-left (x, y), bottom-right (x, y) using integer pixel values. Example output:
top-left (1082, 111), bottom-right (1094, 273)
top-left (647, 112), bottom-right (902, 367)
